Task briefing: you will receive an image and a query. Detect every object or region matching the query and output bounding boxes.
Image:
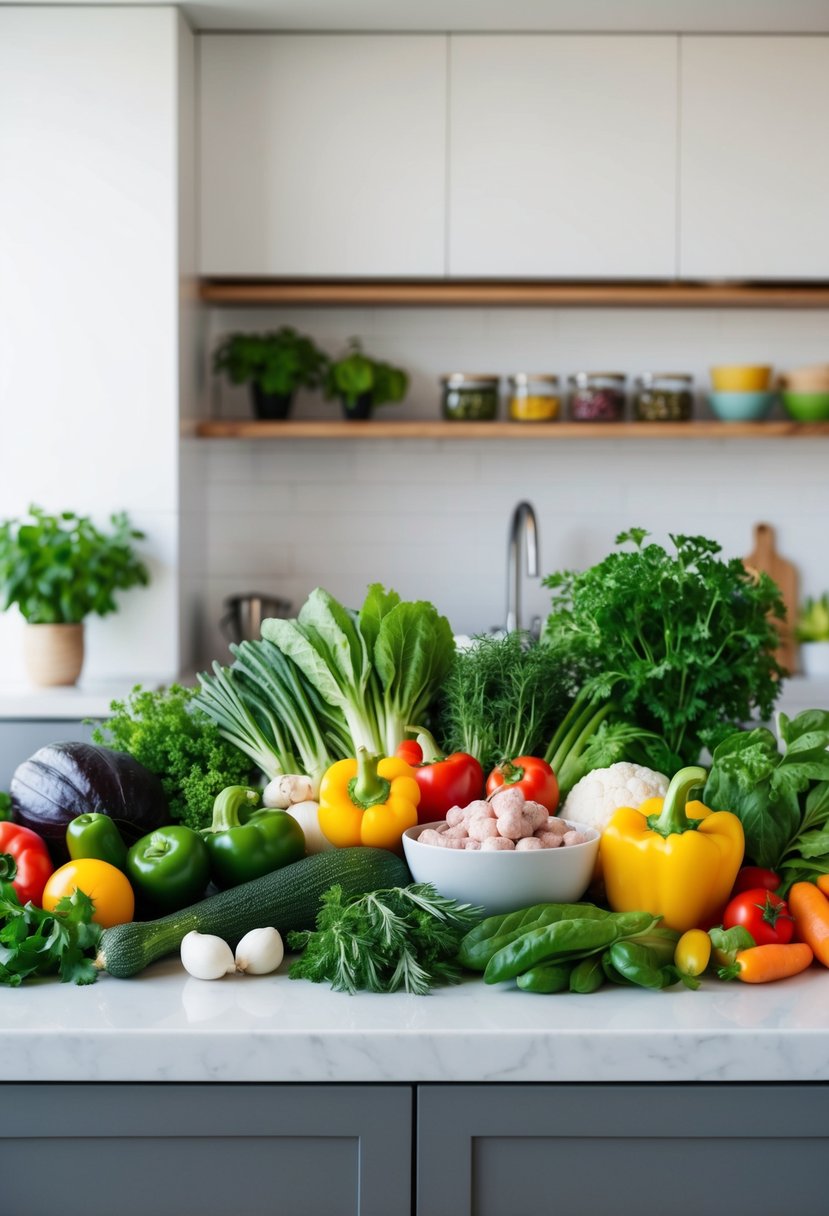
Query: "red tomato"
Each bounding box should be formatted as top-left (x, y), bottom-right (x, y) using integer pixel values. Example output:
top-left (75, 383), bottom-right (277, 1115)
top-left (723, 887), bottom-right (794, 947)
top-left (486, 756), bottom-right (559, 814)
top-left (396, 740), bottom-right (424, 766)
top-left (730, 866), bottom-right (781, 898)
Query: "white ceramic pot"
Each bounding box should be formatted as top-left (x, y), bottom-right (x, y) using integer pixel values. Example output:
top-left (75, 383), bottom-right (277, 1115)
top-left (22, 622), bottom-right (85, 687)
top-left (800, 641), bottom-right (829, 678)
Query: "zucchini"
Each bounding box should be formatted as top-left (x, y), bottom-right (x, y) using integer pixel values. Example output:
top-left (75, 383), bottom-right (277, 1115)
top-left (97, 846), bottom-right (410, 978)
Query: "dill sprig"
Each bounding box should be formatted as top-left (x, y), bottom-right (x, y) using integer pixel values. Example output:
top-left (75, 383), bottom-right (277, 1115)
top-left (287, 883), bottom-right (483, 996)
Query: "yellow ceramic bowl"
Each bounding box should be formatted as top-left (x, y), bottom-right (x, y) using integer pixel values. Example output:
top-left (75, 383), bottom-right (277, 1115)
top-left (710, 364), bottom-right (773, 392)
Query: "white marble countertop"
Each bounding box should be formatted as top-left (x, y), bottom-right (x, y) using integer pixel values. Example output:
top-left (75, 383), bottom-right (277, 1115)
top-left (3, 956), bottom-right (829, 1085)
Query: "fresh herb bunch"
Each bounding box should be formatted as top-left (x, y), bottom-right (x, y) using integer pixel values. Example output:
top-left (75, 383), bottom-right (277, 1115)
top-left (212, 328), bottom-right (328, 396)
top-left (323, 339), bottom-right (408, 410)
top-left (704, 709), bottom-right (829, 885)
top-left (92, 684), bottom-right (252, 831)
top-left (0, 863), bottom-right (101, 987)
top-left (542, 529), bottom-right (786, 768)
top-left (435, 631), bottom-right (575, 773)
top-left (0, 504), bottom-right (148, 624)
top-left (288, 883), bottom-right (482, 995)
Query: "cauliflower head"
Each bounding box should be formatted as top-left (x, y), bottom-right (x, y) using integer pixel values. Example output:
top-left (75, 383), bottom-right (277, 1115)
top-left (561, 761), bottom-right (669, 835)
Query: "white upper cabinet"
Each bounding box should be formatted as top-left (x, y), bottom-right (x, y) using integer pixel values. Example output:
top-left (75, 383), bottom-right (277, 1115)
top-left (199, 35), bottom-right (447, 276)
top-left (680, 37), bottom-right (829, 279)
top-left (447, 36), bottom-right (678, 279)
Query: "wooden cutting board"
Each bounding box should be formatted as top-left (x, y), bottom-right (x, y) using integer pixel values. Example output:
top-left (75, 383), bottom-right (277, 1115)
top-left (743, 522), bottom-right (799, 674)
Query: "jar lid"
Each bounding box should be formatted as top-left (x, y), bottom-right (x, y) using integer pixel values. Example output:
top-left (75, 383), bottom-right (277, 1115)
top-left (570, 371), bottom-right (626, 385)
top-left (440, 372), bottom-right (500, 386)
top-left (508, 373), bottom-right (560, 386)
top-left (637, 372), bottom-right (694, 385)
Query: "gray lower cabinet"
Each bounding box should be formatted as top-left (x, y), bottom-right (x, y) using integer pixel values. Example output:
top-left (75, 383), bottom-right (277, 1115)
top-left (416, 1083), bottom-right (829, 1216)
top-left (0, 1083), bottom-right (412, 1216)
top-left (0, 718), bottom-right (97, 787)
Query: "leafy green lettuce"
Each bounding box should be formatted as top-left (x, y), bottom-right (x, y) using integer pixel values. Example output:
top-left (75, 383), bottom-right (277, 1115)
top-left (703, 709), bottom-right (829, 884)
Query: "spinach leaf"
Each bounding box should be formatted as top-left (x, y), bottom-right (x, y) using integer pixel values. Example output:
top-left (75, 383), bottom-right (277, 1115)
top-left (705, 711), bottom-right (829, 875)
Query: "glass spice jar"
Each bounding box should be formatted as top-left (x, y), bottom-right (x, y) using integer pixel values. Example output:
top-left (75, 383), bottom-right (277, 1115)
top-left (634, 373), bottom-right (694, 422)
top-left (568, 372), bottom-right (626, 422)
top-left (507, 374), bottom-right (561, 422)
top-left (440, 373), bottom-right (499, 421)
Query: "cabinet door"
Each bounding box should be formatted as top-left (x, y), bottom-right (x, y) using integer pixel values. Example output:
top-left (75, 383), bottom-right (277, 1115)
top-left (2, 1083), bottom-right (412, 1216)
top-left (448, 35), bottom-right (678, 279)
top-left (200, 34), bottom-right (447, 276)
top-left (680, 36), bottom-right (829, 279)
top-left (417, 1084), bottom-right (829, 1216)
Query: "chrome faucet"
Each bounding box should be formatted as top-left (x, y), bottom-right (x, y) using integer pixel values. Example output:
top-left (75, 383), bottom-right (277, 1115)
top-left (505, 501), bottom-right (539, 634)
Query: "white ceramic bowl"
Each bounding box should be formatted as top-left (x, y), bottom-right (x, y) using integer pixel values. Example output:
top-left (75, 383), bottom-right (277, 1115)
top-left (401, 819), bottom-right (600, 917)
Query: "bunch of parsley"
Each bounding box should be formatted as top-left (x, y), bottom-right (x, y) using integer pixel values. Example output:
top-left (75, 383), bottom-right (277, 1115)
top-left (542, 529), bottom-right (786, 769)
top-left (92, 684), bottom-right (253, 831)
top-left (0, 862), bottom-right (101, 986)
top-left (288, 883), bottom-right (482, 995)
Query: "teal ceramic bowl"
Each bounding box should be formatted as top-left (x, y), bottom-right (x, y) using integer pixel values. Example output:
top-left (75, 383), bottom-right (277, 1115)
top-left (708, 390), bottom-right (775, 421)
top-left (781, 391), bottom-right (829, 422)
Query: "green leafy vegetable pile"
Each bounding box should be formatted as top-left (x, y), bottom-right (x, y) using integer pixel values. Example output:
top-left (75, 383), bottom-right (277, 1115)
top-left (542, 528), bottom-right (785, 770)
top-left (0, 860), bottom-right (101, 986)
top-left (435, 631), bottom-right (575, 773)
top-left (704, 709), bottom-right (829, 888)
top-left (197, 585), bottom-right (455, 786)
top-left (92, 684), bottom-right (252, 832)
top-left (288, 883), bottom-right (482, 995)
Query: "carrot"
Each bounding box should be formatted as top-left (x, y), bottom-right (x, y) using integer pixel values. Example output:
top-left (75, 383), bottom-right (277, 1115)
top-left (816, 874), bottom-right (829, 900)
top-left (719, 942), bottom-right (813, 983)
top-left (789, 881), bottom-right (829, 967)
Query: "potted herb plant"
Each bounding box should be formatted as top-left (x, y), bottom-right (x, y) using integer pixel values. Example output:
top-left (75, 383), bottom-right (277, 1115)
top-left (324, 339), bottom-right (409, 420)
top-left (212, 328), bottom-right (328, 420)
top-left (0, 505), bottom-right (149, 687)
top-left (796, 594), bottom-right (829, 677)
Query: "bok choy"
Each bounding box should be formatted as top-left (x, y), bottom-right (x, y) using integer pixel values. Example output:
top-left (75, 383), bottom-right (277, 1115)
top-left (262, 584), bottom-right (455, 757)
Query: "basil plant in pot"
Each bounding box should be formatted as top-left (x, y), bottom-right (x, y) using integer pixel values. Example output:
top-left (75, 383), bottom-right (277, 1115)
top-left (324, 339), bottom-right (409, 420)
top-left (0, 505), bottom-right (149, 687)
top-left (212, 328), bottom-right (328, 420)
top-left (796, 594), bottom-right (829, 678)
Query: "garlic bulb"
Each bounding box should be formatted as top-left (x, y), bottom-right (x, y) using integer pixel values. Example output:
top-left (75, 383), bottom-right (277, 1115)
top-left (180, 930), bottom-right (236, 980)
top-left (234, 927), bottom-right (284, 976)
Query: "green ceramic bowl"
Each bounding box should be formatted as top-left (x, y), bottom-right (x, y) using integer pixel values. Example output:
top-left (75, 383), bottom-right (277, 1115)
top-left (782, 391), bottom-right (829, 422)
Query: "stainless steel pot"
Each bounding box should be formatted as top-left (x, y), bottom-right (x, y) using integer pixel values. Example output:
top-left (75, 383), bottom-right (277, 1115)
top-left (220, 593), bottom-right (292, 645)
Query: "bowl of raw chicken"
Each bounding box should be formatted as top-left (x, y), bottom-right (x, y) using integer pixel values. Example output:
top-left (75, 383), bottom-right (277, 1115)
top-left (401, 785), bottom-right (599, 917)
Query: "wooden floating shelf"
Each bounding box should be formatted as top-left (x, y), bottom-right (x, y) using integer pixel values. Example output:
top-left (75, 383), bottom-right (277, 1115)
top-left (196, 419), bottom-right (829, 440)
top-left (199, 279), bottom-right (829, 309)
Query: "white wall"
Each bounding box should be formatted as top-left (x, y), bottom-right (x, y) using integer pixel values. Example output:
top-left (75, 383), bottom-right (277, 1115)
top-left (199, 303), bottom-right (829, 665)
top-left (0, 7), bottom-right (188, 684)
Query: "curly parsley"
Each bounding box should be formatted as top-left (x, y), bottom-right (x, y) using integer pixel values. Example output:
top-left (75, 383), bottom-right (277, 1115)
top-left (543, 529), bottom-right (786, 769)
top-left (91, 684), bottom-right (253, 831)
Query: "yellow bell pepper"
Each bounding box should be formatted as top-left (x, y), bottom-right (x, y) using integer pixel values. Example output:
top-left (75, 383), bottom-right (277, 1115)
top-left (601, 765), bottom-right (744, 933)
top-left (318, 748), bottom-right (420, 851)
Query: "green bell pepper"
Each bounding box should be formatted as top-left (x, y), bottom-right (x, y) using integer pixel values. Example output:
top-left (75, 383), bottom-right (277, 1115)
top-left (126, 825), bottom-right (211, 913)
top-left (202, 786), bottom-right (305, 890)
top-left (66, 812), bottom-right (128, 871)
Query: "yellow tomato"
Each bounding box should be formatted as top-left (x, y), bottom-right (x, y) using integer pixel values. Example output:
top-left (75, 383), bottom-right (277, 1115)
top-left (42, 858), bottom-right (135, 928)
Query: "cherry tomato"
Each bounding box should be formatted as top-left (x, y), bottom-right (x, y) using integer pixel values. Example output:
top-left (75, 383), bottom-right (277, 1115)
top-left (730, 866), bottom-right (781, 898)
top-left (42, 858), bottom-right (135, 928)
top-left (396, 740), bottom-right (424, 766)
top-left (723, 887), bottom-right (794, 947)
top-left (486, 756), bottom-right (559, 813)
